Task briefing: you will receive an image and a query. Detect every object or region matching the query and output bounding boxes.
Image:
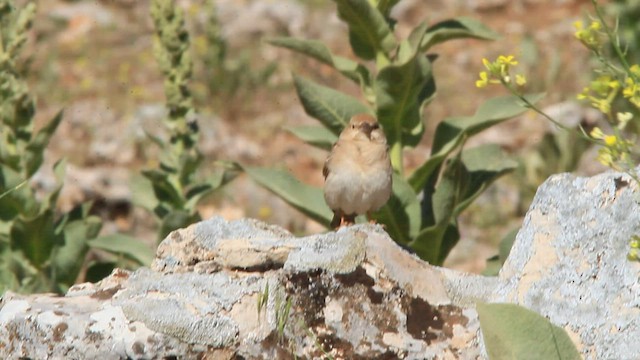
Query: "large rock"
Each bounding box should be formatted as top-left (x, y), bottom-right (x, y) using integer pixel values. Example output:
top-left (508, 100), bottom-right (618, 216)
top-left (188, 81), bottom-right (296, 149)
top-left (1, 170), bottom-right (639, 359)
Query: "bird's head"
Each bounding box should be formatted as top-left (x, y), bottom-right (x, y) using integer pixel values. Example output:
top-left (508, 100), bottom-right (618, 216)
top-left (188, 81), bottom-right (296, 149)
top-left (347, 113), bottom-right (385, 142)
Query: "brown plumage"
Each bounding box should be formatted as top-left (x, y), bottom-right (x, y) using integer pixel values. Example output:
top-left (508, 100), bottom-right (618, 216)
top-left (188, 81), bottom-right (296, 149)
top-left (323, 113), bottom-right (393, 228)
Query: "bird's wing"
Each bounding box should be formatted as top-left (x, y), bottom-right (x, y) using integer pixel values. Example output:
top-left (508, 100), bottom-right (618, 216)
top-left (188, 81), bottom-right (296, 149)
top-left (323, 141), bottom-right (340, 179)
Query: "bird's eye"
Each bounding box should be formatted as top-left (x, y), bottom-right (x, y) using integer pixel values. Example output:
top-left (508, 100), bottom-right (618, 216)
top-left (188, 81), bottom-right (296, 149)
top-left (351, 124), bottom-right (356, 129)
top-left (372, 124), bottom-right (379, 129)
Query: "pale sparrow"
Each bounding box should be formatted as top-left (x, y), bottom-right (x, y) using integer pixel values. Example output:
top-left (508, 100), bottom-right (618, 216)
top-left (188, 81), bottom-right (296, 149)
top-left (323, 113), bottom-right (393, 228)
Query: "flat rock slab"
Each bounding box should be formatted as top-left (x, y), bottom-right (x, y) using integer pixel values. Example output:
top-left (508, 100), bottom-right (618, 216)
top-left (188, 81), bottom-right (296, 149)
top-left (1, 170), bottom-right (639, 359)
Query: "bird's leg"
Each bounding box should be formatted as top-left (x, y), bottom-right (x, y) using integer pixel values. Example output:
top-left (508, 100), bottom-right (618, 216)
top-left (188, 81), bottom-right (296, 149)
top-left (330, 210), bottom-right (343, 229)
top-left (343, 214), bottom-right (356, 226)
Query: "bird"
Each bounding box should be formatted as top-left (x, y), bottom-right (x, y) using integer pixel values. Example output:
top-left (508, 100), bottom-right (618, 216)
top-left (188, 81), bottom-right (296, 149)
top-left (323, 113), bottom-right (393, 228)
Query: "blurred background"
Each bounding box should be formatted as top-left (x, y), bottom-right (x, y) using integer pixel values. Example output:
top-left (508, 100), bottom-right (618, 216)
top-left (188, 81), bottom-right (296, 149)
top-left (26, 0), bottom-right (608, 273)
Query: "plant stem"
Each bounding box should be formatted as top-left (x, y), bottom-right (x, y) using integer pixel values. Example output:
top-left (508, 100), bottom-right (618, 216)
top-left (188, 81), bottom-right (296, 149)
top-left (591, 0), bottom-right (635, 79)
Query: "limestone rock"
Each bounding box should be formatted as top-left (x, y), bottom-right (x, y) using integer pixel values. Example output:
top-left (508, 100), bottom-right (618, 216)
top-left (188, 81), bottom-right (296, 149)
top-left (1, 170), bottom-right (640, 359)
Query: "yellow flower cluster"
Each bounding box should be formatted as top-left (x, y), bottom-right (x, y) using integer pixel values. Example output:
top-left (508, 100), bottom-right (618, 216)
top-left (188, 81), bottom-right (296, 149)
top-left (574, 20), bottom-right (602, 50)
top-left (476, 55), bottom-right (527, 88)
top-left (577, 75), bottom-right (620, 114)
top-left (590, 127), bottom-right (634, 169)
top-left (622, 65), bottom-right (640, 108)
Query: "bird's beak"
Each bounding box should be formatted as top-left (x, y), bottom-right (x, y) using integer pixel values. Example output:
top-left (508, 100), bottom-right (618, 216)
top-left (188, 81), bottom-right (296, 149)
top-left (359, 122), bottom-right (379, 138)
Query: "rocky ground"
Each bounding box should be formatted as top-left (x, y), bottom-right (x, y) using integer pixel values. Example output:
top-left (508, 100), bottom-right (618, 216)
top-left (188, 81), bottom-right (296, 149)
top-left (28, 0), bottom-right (600, 272)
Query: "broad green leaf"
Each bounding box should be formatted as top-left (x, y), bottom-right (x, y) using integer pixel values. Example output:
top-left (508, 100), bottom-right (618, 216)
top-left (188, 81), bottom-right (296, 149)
top-left (244, 166), bottom-right (332, 227)
top-left (409, 222), bottom-right (458, 265)
top-left (51, 216), bottom-right (102, 286)
top-left (131, 173), bottom-right (159, 213)
top-left (10, 210), bottom-right (57, 268)
top-left (454, 144), bottom-right (517, 215)
top-left (410, 157), bottom-right (462, 265)
top-left (284, 125), bottom-right (338, 150)
top-left (142, 169), bottom-right (185, 209)
top-left (408, 93), bottom-right (544, 192)
top-left (397, 21), bottom-right (429, 64)
top-left (294, 75), bottom-right (370, 135)
top-left (51, 203), bottom-right (102, 285)
top-left (333, 0), bottom-right (397, 60)
top-left (267, 37), bottom-right (371, 86)
top-left (183, 162), bottom-right (240, 211)
top-left (89, 234), bottom-right (155, 266)
top-left (376, 0), bottom-right (400, 18)
top-left (0, 164), bottom-right (31, 220)
top-left (420, 17), bottom-right (499, 51)
top-left (371, 173), bottom-right (420, 244)
top-left (24, 110), bottom-right (64, 178)
top-left (375, 52), bottom-right (433, 150)
top-left (477, 302), bottom-right (581, 360)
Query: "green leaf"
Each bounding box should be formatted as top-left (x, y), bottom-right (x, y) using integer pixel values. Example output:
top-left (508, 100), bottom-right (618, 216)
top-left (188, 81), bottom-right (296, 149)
top-left (284, 125), bottom-right (338, 150)
top-left (409, 156), bottom-right (462, 265)
top-left (409, 222), bottom-right (458, 265)
top-left (131, 173), bottom-right (159, 213)
top-left (408, 93), bottom-right (544, 192)
top-left (376, 0), bottom-right (400, 18)
top-left (477, 302), bottom-right (581, 360)
top-left (142, 169), bottom-right (185, 209)
top-left (24, 110), bottom-right (64, 178)
top-left (0, 164), bottom-right (31, 220)
top-left (375, 52), bottom-right (433, 149)
top-left (397, 21), bottom-right (429, 64)
top-left (89, 234), bottom-right (155, 266)
top-left (454, 144), bottom-right (517, 215)
top-left (11, 210), bottom-right (57, 268)
top-left (267, 37), bottom-right (371, 85)
top-left (51, 203), bottom-right (102, 286)
top-left (294, 75), bottom-right (370, 135)
top-left (244, 166), bottom-right (332, 227)
top-left (333, 0), bottom-right (397, 60)
top-left (420, 17), bottom-right (499, 51)
top-left (371, 174), bottom-right (420, 244)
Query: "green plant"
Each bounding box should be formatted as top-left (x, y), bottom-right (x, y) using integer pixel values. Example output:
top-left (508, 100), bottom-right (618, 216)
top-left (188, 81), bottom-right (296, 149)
top-left (139, 0), bottom-right (238, 242)
top-left (245, 0), bottom-right (539, 265)
top-left (275, 291), bottom-right (293, 340)
top-left (477, 302), bottom-right (581, 360)
top-left (475, 0), bottom-right (640, 265)
top-left (0, 1), bottom-right (121, 294)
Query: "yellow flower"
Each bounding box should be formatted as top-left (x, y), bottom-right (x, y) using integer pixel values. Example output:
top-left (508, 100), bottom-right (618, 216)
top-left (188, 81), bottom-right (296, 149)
top-left (604, 135), bottom-right (617, 146)
top-left (590, 127), bottom-right (605, 140)
top-left (515, 74), bottom-right (527, 86)
top-left (573, 21), bottom-right (584, 30)
top-left (574, 19), bottom-right (602, 49)
top-left (497, 55), bottom-right (518, 66)
top-left (576, 87), bottom-right (590, 100)
top-left (476, 71), bottom-right (489, 88)
top-left (617, 112), bottom-right (633, 130)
